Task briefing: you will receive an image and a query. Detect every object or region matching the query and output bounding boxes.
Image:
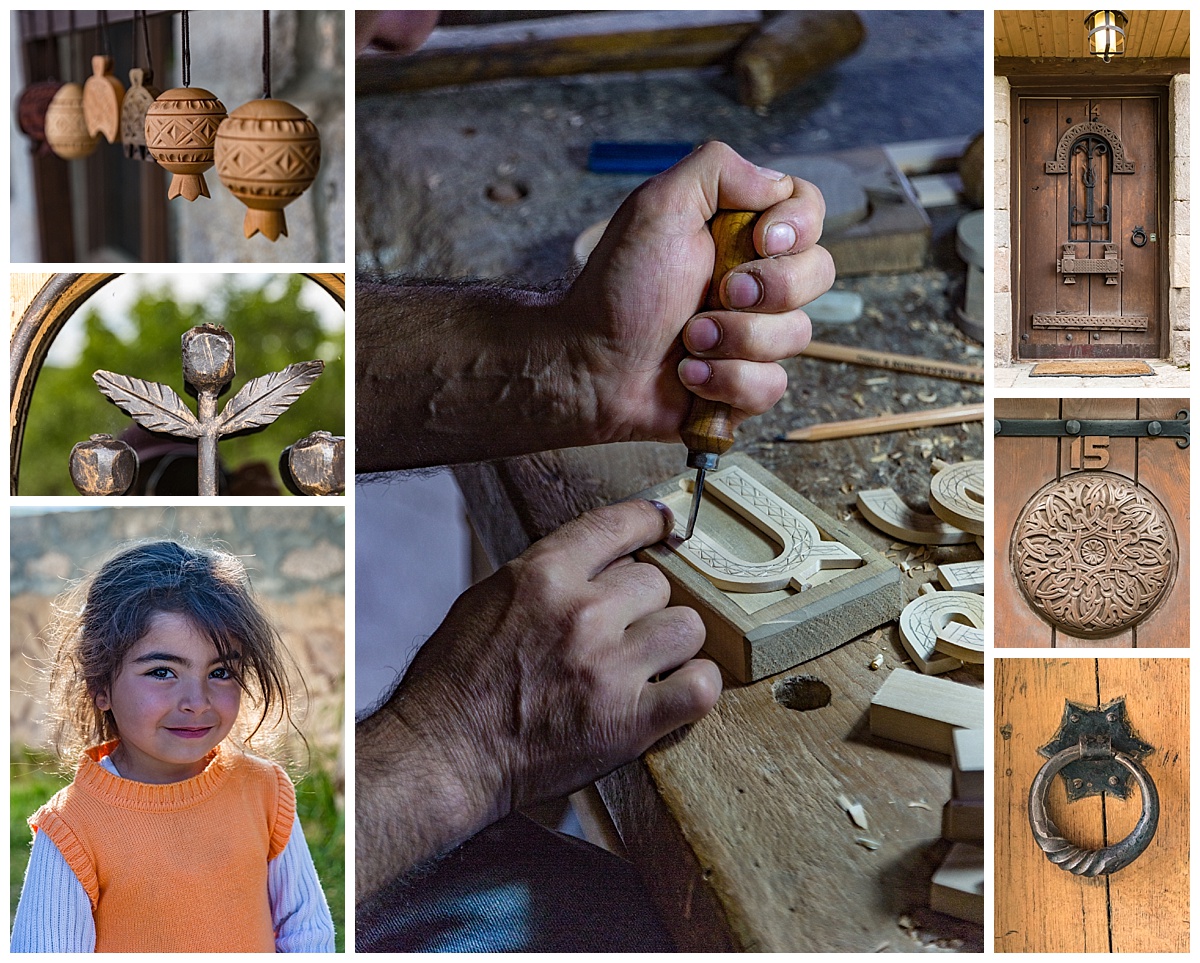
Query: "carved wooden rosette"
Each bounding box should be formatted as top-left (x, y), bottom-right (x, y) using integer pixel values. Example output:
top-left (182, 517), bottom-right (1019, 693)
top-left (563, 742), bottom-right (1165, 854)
top-left (214, 98), bottom-right (321, 241)
top-left (82, 54), bottom-right (125, 143)
top-left (16, 80), bottom-right (64, 156)
top-left (1012, 472), bottom-right (1176, 637)
top-left (120, 68), bottom-right (161, 161)
top-left (44, 83), bottom-right (100, 160)
top-left (144, 87), bottom-right (228, 201)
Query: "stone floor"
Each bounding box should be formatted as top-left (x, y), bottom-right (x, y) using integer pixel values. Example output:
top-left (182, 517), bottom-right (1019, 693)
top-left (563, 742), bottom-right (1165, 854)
top-left (994, 361), bottom-right (1191, 392)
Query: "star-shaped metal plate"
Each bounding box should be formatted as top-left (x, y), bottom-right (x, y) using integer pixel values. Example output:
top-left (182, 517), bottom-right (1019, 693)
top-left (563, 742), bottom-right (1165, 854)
top-left (1038, 698), bottom-right (1154, 801)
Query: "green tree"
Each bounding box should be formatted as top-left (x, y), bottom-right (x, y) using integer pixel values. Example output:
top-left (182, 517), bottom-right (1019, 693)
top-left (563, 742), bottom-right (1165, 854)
top-left (20, 277), bottom-right (345, 495)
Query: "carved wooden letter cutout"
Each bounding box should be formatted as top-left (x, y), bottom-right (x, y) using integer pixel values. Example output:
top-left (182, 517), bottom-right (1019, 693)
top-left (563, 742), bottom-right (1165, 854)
top-left (672, 465), bottom-right (861, 592)
top-left (630, 454), bottom-right (902, 683)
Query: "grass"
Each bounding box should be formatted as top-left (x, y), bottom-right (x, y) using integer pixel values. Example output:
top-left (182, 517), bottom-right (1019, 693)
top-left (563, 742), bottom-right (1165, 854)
top-left (10, 748), bottom-right (345, 951)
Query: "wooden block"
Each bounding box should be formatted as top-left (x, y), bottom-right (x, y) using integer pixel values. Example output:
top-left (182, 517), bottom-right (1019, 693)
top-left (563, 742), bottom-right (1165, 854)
top-left (951, 727), bottom-right (984, 800)
top-left (942, 799), bottom-right (984, 843)
top-left (936, 560), bottom-right (984, 594)
top-left (870, 669), bottom-right (983, 754)
top-left (632, 454), bottom-right (902, 683)
top-left (930, 843), bottom-right (984, 924)
top-left (898, 591), bottom-right (984, 675)
top-left (857, 488), bottom-right (976, 546)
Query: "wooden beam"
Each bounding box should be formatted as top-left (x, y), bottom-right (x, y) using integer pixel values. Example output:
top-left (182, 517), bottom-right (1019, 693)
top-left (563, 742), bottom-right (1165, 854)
top-left (995, 56), bottom-right (1187, 78)
top-left (357, 11), bottom-right (762, 95)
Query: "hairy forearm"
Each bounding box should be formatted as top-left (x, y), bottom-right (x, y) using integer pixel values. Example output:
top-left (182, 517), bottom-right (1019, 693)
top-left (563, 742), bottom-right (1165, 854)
top-left (355, 276), bottom-right (599, 472)
top-left (354, 697), bottom-right (505, 902)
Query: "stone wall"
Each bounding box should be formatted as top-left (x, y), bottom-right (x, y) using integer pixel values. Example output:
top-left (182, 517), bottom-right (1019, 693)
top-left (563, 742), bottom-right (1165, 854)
top-left (10, 506), bottom-right (344, 770)
top-left (1169, 74), bottom-right (1190, 364)
top-left (993, 75), bottom-right (1012, 365)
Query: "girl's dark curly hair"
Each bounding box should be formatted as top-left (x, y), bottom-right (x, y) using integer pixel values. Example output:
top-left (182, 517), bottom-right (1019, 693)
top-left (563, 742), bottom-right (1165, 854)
top-left (47, 540), bottom-right (301, 762)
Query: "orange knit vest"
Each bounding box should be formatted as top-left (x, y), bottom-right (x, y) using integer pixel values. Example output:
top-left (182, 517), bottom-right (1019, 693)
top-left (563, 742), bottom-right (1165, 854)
top-left (32, 741), bottom-right (294, 953)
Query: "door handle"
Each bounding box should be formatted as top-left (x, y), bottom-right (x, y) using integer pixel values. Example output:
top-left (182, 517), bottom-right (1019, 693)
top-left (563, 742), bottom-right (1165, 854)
top-left (1028, 698), bottom-right (1159, 876)
top-left (1131, 226), bottom-right (1148, 247)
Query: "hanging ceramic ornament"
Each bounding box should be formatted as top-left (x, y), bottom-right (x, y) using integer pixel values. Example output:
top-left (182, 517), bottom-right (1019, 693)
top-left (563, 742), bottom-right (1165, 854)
top-left (144, 13), bottom-right (226, 200)
top-left (214, 12), bottom-right (320, 241)
top-left (44, 13), bottom-right (99, 160)
top-left (121, 13), bottom-right (160, 161)
top-left (215, 99), bottom-right (321, 240)
top-left (15, 13), bottom-right (63, 157)
top-left (46, 83), bottom-right (99, 160)
top-left (83, 55), bottom-right (125, 142)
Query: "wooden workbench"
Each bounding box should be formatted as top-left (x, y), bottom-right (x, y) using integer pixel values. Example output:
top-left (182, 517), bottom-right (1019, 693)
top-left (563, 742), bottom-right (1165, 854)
top-left (454, 435), bottom-right (983, 952)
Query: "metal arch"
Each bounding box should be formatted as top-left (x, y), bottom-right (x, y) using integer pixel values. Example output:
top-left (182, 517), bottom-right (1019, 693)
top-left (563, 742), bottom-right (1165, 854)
top-left (9, 272), bottom-right (345, 494)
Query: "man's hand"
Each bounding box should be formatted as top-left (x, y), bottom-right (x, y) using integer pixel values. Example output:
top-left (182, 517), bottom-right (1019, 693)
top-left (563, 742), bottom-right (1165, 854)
top-left (355, 499), bottom-right (720, 899)
top-left (561, 140), bottom-right (832, 446)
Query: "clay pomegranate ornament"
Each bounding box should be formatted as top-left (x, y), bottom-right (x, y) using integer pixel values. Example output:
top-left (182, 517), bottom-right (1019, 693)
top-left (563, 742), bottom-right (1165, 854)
top-left (144, 86), bottom-right (228, 200)
top-left (121, 68), bottom-right (160, 161)
top-left (45, 82), bottom-right (100, 160)
top-left (214, 98), bottom-right (321, 241)
top-left (16, 79), bottom-right (64, 156)
top-left (82, 54), bottom-right (125, 143)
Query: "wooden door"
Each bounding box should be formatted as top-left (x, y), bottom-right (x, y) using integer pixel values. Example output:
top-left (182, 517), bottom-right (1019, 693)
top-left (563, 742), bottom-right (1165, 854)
top-left (1015, 93), bottom-right (1164, 358)
top-left (994, 398), bottom-right (1189, 647)
top-left (995, 658), bottom-right (1188, 952)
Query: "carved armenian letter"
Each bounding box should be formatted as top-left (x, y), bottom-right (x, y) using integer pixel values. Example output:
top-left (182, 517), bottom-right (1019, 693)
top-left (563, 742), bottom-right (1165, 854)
top-left (630, 454), bottom-right (902, 683)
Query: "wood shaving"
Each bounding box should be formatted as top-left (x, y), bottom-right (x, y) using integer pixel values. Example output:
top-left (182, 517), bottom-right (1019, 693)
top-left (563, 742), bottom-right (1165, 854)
top-left (870, 453), bottom-right (889, 463)
top-left (917, 391), bottom-right (938, 404)
top-left (908, 800), bottom-right (933, 810)
top-left (865, 377), bottom-right (890, 386)
top-left (852, 392), bottom-right (866, 408)
top-left (869, 653), bottom-right (885, 670)
top-left (848, 803), bottom-right (869, 829)
top-left (855, 836), bottom-right (882, 850)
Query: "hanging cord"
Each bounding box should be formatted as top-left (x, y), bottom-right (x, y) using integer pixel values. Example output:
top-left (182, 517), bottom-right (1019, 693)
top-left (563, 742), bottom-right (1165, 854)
top-left (68, 9), bottom-right (77, 82)
top-left (99, 10), bottom-right (111, 58)
top-left (262, 11), bottom-right (271, 99)
top-left (182, 10), bottom-right (190, 87)
top-left (140, 11), bottom-right (155, 78)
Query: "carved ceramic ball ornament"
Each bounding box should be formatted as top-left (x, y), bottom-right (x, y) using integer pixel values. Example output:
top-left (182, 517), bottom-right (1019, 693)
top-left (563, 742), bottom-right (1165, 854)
top-left (44, 82), bottom-right (100, 160)
top-left (16, 79), bottom-right (64, 156)
top-left (1012, 472), bottom-right (1176, 638)
top-left (145, 87), bottom-right (228, 200)
top-left (214, 98), bottom-right (321, 241)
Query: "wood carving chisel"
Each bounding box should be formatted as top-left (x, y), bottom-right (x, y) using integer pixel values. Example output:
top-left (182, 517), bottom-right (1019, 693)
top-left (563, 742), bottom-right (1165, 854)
top-left (680, 210), bottom-right (760, 540)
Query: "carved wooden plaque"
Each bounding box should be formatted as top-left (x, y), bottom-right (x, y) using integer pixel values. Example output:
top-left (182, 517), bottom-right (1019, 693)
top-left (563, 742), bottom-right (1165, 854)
top-left (996, 398), bottom-right (1189, 648)
top-left (1012, 472), bottom-right (1177, 638)
top-left (630, 453), bottom-right (902, 682)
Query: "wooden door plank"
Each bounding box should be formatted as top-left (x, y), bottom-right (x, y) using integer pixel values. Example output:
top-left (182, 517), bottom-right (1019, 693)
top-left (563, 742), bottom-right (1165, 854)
top-left (1020, 98), bottom-right (1063, 350)
top-left (994, 399), bottom-right (1061, 646)
top-left (995, 658), bottom-right (1110, 952)
top-left (1086, 98), bottom-right (1123, 347)
top-left (1118, 97), bottom-right (1159, 349)
top-left (1054, 398), bottom-right (1138, 647)
top-left (1098, 659), bottom-right (1189, 951)
top-left (1131, 398), bottom-right (1190, 646)
top-left (1054, 98), bottom-right (1091, 348)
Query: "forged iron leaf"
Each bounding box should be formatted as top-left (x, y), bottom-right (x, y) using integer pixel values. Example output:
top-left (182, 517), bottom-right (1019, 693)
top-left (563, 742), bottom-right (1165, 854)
top-left (93, 371), bottom-right (201, 438)
top-left (218, 361), bottom-right (325, 436)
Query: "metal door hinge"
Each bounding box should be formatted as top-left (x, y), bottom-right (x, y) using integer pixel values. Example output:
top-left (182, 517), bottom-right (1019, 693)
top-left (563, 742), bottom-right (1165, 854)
top-left (995, 410), bottom-right (1189, 448)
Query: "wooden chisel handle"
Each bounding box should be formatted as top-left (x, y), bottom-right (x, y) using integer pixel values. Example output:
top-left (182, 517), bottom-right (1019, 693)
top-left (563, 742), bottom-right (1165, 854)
top-left (679, 210), bottom-right (760, 459)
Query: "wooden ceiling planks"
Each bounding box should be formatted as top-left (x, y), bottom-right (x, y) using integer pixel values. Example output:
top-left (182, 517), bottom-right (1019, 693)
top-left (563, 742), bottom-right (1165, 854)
top-left (995, 10), bottom-right (1189, 59)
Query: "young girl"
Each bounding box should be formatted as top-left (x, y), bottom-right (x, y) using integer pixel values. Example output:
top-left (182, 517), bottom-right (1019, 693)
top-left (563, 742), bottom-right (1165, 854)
top-left (11, 540), bottom-right (336, 953)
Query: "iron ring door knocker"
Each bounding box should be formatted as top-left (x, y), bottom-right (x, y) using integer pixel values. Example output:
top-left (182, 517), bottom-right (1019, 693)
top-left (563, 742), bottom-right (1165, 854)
top-left (1131, 226), bottom-right (1148, 247)
top-left (1028, 699), bottom-right (1159, 877)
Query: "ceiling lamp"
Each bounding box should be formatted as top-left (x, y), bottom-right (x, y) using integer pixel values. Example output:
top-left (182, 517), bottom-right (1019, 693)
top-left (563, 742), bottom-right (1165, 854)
top-left (1086, 10), bottom-right (1128, 63)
